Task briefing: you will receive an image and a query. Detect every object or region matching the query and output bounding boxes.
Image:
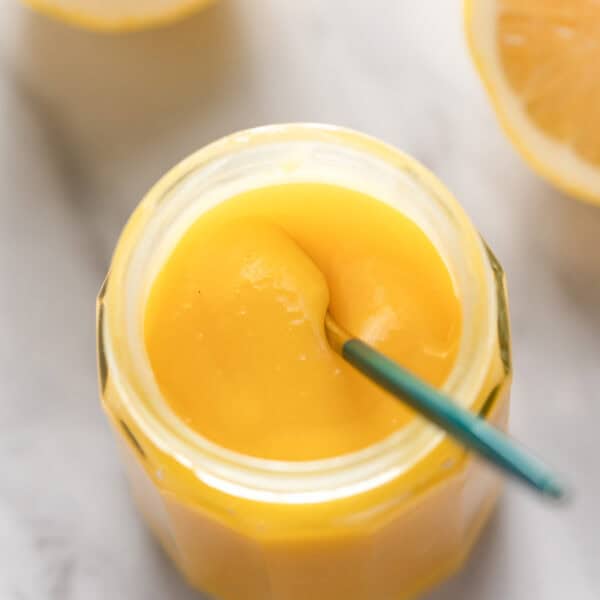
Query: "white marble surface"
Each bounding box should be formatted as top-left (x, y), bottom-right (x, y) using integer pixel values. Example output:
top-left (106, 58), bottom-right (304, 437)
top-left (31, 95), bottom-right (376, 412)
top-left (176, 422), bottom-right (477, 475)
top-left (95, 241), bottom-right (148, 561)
top-left (0, 1), bottom-right (599, 599)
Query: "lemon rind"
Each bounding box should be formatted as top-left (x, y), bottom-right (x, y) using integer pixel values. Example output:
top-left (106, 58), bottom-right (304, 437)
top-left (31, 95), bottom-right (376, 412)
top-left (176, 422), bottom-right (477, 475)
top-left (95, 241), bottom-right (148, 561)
top-left (465, 0), bottom-right (600, 205)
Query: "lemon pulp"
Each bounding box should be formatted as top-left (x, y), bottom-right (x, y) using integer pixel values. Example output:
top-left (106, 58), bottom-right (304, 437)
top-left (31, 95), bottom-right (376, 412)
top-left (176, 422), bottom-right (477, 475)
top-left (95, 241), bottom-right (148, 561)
top-left (466, 0), bottom-right (600, 203)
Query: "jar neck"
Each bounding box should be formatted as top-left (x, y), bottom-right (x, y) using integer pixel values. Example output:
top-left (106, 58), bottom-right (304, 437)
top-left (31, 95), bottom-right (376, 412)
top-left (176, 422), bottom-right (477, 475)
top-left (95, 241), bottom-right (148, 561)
top-left (102, 123), bottom-right (497, 504)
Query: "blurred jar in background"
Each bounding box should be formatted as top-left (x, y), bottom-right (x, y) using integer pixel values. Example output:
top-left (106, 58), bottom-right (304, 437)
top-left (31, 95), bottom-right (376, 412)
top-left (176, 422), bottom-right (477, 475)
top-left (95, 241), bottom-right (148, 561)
top-left (22, 0), bottom-right (216, 32)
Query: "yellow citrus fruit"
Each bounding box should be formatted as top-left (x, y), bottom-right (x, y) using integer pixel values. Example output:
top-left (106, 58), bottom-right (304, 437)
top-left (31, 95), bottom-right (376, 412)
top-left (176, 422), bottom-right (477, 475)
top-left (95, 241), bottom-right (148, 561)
top-left (466, 0), bottom-right (600, 204)
top-left (23, 0), bottom-right (216, 32)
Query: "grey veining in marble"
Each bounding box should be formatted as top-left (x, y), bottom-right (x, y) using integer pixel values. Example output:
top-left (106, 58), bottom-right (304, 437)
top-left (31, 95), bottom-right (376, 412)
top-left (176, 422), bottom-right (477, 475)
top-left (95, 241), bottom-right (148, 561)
top-left (0, 1), bottom-right (598, 599)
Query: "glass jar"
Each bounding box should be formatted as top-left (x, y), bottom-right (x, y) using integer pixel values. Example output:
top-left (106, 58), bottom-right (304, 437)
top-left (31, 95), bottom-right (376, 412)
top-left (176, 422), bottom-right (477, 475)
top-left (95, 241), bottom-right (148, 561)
top-left (97, 124), bottom-right (511, 600)
top-left (23, 0), bottom-right (215, 32)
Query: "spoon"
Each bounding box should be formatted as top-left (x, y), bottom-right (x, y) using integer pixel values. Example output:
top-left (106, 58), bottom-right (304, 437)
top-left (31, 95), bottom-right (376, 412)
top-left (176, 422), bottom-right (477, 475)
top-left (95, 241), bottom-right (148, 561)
top-left (325, 313), bottom-right (567, 501)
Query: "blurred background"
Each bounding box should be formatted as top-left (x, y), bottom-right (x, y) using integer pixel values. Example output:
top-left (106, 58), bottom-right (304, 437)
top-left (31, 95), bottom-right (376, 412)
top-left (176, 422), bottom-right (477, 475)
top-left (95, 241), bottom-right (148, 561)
top-left (0, 1), bottom-right (598, 599)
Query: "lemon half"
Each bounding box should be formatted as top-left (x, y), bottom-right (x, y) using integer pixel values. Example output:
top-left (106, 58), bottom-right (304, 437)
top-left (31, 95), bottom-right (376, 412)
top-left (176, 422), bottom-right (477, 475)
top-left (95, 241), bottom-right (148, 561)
top-left (466, 0), bottom-right (600, 204)
top-left (23, 0), bottom-right (216, 32)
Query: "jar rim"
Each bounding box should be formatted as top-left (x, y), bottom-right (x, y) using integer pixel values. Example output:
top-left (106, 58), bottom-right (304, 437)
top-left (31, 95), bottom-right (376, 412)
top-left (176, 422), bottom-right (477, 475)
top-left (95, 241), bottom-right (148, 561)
top-left (101, 123), bottom-right (498, 504)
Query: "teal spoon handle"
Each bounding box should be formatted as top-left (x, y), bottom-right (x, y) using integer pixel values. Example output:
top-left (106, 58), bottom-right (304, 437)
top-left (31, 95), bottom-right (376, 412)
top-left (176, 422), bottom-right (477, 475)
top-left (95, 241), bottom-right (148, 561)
top-left (339, 335), bottom-right (566, 500)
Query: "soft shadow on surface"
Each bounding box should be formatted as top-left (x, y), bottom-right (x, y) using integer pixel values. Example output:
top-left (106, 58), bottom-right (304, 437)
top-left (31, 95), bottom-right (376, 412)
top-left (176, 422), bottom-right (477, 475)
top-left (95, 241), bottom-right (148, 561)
top-left (425, 502), bottom-right (507, 599)
top-left (18, 0), bottom-right (248, 157)
top-left (17, 0), bottom-right (253, 262)
top-left (529, 191), bottom-right (600, 329)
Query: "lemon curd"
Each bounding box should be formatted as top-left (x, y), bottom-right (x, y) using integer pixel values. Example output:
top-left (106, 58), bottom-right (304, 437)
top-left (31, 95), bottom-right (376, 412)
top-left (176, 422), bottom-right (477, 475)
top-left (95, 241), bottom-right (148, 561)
top-left (144, 183), bottom-right (462, 461)
top-left (98, 125), bottom-right (511, 600)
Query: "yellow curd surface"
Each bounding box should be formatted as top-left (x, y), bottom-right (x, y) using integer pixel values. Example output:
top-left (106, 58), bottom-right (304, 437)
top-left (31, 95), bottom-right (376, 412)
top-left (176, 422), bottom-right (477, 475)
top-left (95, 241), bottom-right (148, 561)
top-left (144, 182), bottom-right (462, 461)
